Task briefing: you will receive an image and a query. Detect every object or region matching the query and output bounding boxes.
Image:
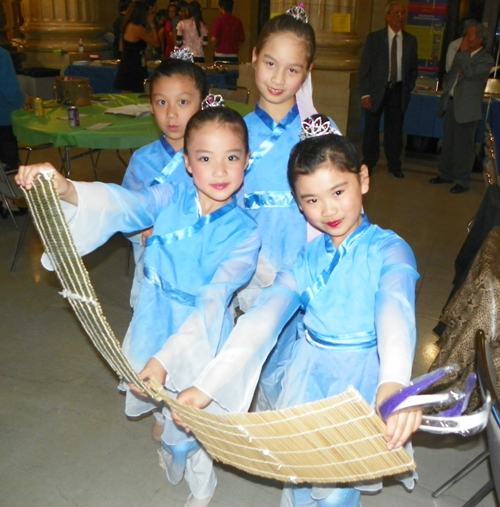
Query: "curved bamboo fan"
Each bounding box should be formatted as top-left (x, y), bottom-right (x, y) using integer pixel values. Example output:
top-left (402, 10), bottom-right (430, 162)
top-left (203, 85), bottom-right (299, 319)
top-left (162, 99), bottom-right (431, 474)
top-left (23, 173), bottom-right (416, 484)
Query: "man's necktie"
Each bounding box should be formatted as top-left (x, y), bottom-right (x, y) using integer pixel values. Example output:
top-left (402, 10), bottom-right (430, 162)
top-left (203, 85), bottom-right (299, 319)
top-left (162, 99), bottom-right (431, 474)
top-left (390, 34), bottom-right (398, 84)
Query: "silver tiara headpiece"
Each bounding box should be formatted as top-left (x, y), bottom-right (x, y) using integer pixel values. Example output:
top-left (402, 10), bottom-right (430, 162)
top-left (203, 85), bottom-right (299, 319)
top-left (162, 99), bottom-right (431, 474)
top-left (286, 4), bottom-right (308, 23)
top-left (299, 114), bottom-right (337, 140)
top-left (170, 46), bottom-right (194, 62)
top-left (201, 94), bottom-right (225, 110)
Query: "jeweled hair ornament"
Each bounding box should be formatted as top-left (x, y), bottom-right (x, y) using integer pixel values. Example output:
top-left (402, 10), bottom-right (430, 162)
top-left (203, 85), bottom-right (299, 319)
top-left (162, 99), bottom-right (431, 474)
top-left (286, 4), bottom-right (308, 23)
top-left (201, 94), bottom-right (225, 110)
top-left (299, 114), bottom-right (341, 140)
top-left (170, 46), bottom-right (194, 62)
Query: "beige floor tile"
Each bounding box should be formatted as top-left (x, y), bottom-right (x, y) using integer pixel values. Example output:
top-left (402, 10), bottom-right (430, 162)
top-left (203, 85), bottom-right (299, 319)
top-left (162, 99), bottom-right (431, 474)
top-left (413, 316), bottom-right (441, 377)
top-left (416, 277), bottom-right (452, 320)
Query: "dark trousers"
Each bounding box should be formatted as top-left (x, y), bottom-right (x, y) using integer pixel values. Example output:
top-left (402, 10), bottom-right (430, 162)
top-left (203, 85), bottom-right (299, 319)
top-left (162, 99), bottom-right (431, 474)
top-left (362, 83), bottom-right (404, 173)
top-left (438, 98), bottom-right (478, 189)
top-left (0, 125), bottom-right (20, 171)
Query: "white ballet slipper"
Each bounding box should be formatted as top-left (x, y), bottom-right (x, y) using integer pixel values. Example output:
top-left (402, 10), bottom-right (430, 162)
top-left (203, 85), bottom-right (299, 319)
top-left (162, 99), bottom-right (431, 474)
top-left (183, 493), bottom-right (213, 507)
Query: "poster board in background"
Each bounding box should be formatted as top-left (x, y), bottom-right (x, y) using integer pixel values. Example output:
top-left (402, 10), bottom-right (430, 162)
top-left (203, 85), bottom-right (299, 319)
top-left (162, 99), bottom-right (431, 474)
top-left (405, 0), bottom-right (448, 78)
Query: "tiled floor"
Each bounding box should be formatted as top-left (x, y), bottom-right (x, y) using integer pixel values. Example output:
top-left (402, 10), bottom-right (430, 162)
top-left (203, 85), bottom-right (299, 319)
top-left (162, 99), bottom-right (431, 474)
top-left (0, 146), bottom-right (497, 507)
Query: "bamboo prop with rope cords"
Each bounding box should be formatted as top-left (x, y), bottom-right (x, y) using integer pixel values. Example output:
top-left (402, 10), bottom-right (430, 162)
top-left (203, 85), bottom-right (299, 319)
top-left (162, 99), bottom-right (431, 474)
top-left (22, 171), bottom-right (416, 484)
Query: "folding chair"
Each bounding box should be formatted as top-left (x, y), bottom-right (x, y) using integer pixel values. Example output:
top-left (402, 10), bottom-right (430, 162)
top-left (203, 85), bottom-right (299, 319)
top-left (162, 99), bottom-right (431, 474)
top-left (18, 142), bottom-right (55, 165)
top-left (0, 161), bottom-right (31, 272)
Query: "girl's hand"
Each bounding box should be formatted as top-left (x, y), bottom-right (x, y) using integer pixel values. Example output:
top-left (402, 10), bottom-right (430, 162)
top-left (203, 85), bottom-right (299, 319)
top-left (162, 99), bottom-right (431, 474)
top-left (141, 226), bottom-right (154, 246)
top-left (171, 387), bottom-right (213, 432)
top-left (129, 357), bottom-right (167, 398)
top-left (384, 407), bottom-right (422, 450)
top-left (377, 382), bottom-right (422, 450)
top-left (15, 163), bottom-right (77, 204)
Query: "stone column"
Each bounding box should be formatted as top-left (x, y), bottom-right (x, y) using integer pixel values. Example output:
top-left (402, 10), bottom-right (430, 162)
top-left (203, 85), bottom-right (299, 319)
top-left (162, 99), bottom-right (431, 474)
top-left (20, 0), bottom-right (109, 68)
top-left (270, 0), bottom-right (364, 135)
top-left (0, 0), bottom-right (7, 46)
top-left (0, 0), bottom-right (24, 70)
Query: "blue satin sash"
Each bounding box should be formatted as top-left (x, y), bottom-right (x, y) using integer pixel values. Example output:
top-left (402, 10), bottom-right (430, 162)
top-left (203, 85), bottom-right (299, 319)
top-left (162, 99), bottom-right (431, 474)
top-left (300, 216), bottom-right (371, 308)
top-left (243, 190), bottom-right (295, 209)
top-left (245, 104), bottom-right (299, 176)
top-left (151, 138), bottom-right (185, 186)
top-left (305, 327), bottom-right (377, 350)
top-left (144, 265), bottom-right (196, 306)
top-left (146, 197), bottom-right (237, 246)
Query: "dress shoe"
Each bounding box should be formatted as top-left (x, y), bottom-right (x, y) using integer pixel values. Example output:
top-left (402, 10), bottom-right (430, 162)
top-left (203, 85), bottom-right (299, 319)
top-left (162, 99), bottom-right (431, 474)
top-left (429, 176), bottom-right (453, 185)
top-left (390, 169), bottom-right (405, 179)
top-left (450, 184), bottom-right (469, 194)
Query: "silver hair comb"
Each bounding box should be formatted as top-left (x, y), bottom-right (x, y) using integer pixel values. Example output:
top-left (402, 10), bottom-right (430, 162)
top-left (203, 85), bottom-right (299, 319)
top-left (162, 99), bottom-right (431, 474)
top-left (286, 4), bottom-right (308, 23)
top-left (299, 114), bottom-right (339, 140)
top-left (170, 46), bottom-right (194, 62)
top-left (201, 94), bottom-right (225, 110)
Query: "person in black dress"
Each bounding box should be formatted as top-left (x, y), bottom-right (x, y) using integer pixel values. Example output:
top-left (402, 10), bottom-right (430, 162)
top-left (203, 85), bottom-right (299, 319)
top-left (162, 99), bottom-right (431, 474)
top-left (114, 0), bottom-right (160, 93)
top-left (112, 0), bottom-right (133, 59)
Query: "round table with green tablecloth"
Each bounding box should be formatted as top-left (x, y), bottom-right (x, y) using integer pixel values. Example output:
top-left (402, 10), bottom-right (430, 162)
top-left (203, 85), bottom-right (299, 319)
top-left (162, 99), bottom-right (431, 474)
top-left (12, 94), bottom-right (253, 176)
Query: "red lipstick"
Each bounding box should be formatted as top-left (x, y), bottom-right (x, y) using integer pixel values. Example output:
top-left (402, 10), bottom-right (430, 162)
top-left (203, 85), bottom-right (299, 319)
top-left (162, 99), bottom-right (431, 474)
top-left (326, 220), bottom-right (342, 228)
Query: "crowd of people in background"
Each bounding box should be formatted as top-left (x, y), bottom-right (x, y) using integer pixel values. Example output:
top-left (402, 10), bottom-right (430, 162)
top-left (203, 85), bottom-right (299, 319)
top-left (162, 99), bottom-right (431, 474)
top-left (112, 0), bottom-right (244, 72)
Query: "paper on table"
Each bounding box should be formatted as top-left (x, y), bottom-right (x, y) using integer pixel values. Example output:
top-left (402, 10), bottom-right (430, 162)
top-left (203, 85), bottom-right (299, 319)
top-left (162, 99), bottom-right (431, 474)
top-left (86, 123), bottom-right (113, 130)
top-left (91, 97), bottom-right (116, 103)
top-left (104, 103), bottom-right (152, 118)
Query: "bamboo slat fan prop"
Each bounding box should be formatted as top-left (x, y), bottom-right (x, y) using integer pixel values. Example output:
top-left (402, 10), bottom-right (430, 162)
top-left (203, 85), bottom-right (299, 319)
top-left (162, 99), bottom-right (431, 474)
top-left (22, 172), bottom-right (416, 484)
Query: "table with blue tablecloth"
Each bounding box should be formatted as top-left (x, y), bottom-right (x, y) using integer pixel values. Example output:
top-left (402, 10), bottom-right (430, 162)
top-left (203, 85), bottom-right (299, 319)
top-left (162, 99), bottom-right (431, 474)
top-left (403, 92), bottom-right (500, 158)
top-left (65, 64), bottom-right (239, 94)
top-left (362, 92), bottom-right (500, 160)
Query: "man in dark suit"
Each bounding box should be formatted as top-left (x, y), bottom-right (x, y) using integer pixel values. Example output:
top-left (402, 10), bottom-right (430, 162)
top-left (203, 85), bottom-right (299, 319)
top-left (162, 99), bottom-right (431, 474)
top-left (359, 1), bottom-right (418, 179)
top-left (430, 21), bottom-right (494, 194)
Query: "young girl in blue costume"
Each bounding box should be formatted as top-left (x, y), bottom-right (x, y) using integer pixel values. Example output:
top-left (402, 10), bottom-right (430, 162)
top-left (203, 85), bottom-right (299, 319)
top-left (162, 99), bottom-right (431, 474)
top-left (122, 53), bottom-right (206, 310)
top-left (241, 7), bottom-right (340, 411)
top-left (170, 118), bottom-right (422, 507)
top-left (16, 104), bottom-right (260, 507)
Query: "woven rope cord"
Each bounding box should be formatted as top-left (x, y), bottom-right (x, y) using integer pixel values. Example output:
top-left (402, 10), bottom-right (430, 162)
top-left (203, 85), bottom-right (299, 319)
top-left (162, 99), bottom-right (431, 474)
top-left (24, 174), bottom-right (416, 484)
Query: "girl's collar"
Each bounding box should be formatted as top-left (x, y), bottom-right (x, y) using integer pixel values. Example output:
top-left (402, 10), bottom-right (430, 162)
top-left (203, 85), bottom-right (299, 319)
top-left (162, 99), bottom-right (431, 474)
top-left (255, 102), bottom-right (299, 129)
top-left (160, 135), bottom-right (183, 157)
top-left (195, 192), bottom-right (237, 218)
top-left (324, 214), bottom-right (370, 253)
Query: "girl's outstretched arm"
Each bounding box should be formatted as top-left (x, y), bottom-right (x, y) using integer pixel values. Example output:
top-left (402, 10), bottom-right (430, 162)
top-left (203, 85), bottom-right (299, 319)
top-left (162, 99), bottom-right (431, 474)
top-left (16, 163), bottom-right (78, 205)
top-left (191, 268), bottom-right (302, 414)
top-left (374, 235), bottom-right (421, 450)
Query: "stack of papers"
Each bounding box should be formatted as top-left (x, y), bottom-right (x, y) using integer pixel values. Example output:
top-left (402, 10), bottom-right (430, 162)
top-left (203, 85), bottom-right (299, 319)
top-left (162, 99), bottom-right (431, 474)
top-left (105, 104), bottom-right (152, 118)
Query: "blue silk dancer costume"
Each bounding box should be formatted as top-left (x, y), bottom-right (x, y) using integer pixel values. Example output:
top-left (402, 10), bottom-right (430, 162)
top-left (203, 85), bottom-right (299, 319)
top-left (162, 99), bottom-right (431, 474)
top-left (192, 216), bottom-right (419, 507)
top-left (56, 181), bottom-right (260, 500)
top-left (122, 136), bottom-right (193, 307)
top-left (241, 103), bottom-right (340, 411)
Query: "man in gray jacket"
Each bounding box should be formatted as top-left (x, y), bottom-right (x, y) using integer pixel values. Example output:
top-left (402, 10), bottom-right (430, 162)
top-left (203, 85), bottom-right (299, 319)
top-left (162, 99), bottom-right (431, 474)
top-left (430, 21), bottom-right (494, 194)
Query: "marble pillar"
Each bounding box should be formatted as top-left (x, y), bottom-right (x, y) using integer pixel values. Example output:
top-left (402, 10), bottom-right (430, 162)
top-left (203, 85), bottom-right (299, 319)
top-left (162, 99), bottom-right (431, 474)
top-left (0, 0), bottom-right (24, 70)
top-left (0, 0), bottom-right (9, 45)
top-left (19, 0), bottom-right (110, 68)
